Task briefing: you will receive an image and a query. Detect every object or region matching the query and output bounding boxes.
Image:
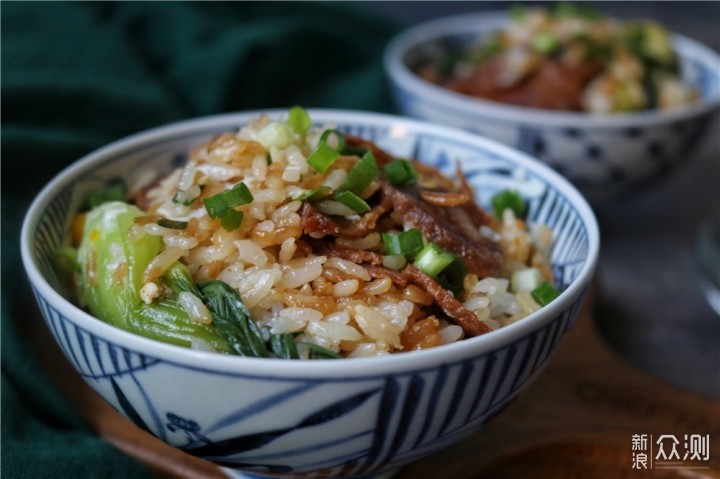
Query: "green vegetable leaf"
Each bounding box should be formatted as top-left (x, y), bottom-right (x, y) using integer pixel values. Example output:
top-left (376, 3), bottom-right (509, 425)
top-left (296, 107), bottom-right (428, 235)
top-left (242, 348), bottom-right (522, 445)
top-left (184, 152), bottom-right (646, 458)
top-left (198, 280), bottom-right (269, 358)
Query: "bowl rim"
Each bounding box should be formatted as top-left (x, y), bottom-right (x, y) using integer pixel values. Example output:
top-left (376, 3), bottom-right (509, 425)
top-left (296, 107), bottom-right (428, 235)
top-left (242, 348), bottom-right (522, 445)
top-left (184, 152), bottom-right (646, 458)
top-left (21, 108), bottom-right (600, 377)
top-left (384, 11), bottom-right (720, 129)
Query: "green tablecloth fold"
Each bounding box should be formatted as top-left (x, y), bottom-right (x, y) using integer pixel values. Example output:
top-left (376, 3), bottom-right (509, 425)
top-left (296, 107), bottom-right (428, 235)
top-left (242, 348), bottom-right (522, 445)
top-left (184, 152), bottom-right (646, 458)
top-left (1, 3), bottom-right (401, 477)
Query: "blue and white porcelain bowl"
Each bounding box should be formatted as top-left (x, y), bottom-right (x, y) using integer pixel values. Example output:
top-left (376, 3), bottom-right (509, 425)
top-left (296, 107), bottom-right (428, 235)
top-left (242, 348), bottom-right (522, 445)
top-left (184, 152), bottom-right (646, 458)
top-left (21, 110), bottom-right (599, 479)
top-left (384, 12), bottom-right (720, 202)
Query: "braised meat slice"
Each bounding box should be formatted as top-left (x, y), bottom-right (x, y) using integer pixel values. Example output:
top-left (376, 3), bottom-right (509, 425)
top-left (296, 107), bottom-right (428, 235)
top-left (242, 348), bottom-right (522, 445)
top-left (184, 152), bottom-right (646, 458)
top-left (300, 202), bottom-right (340, 238)
top-left (404, 265), bottom-right (491, 336)
top-left (444, 58), bottom-right (603, 111)
top-left (313, 241), bottom-right (384, 266)
top-left (316, 242), bottom-right (491, 336)
top-left (382, 181), bottom-right (503, 279)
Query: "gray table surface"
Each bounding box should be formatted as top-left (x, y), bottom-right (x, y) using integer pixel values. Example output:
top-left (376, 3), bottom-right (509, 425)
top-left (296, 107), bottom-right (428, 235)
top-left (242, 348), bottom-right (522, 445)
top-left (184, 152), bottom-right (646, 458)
top-left (370, 1), bottom-right (720, 398)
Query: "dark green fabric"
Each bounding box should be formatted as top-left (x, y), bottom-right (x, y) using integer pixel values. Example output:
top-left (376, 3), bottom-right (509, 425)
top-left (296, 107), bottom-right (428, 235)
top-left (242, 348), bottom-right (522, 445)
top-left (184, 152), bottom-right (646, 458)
top-left (1, 2), bottom-right (401, 477)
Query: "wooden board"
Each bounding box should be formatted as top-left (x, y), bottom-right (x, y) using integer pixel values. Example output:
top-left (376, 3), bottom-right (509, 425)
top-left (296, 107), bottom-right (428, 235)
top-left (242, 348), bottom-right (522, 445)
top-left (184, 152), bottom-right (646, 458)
top-left (25, 288), bottom-right (720, 478)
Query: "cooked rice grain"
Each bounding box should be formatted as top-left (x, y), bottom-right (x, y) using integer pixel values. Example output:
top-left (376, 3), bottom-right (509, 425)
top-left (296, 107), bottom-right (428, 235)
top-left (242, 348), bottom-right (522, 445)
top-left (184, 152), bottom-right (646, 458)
top-left (135, 115), bottom-right (555, 358)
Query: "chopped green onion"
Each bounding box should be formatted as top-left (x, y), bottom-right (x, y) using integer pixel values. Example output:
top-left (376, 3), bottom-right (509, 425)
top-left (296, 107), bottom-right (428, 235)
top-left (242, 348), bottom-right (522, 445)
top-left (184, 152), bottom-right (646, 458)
top-left (203, 182), bottom-right (253, 219)
top-left (382, 254), bottom-right (407, 271)
top-left (511, 267), bottom-right (543, 293)
top-left (625, 21), bottom-right (676, 69)
top-left (307, 129), bottom-right (347, 172)
top-left (287, 106), bottom-right (312, 136)
top-left (334, 190), bottom-right (371, 214)
top-left (532, 32), bottom-right (559, 54)
top-left (383, 159), bottom-right (417, 187)
top-left (173, 185), bottom-right (203, 206)
top-left (87, 184), bottom-right (126, 208)
top-left (414, 242), bottom-right (455, 278)
top-left (383, 234), bottom-right (402, 256)
top-left (341, 145), bottom-right (369, 157)
top-left (257, 121), bottom-right (294, 150)
top-left (531, 282), bottom-right (561, 306)
top-left (302, 342), bottom-right (342, 359)
top-left (491, 189), bottom-right (527, 219)
top-left (437, 254), bottom-right (467, 295)
top-left (383, 234), bottom-right (402, 255)
top-left (319, 129), bottom-right (346, 152)
top-left (219, 209), bottom-right (244, 231)
top-left (157, 218), bottom-right (188, 229)
top-left (382, 228), bottom-right (424, 257)
top-left (292, 186), bottom-right (333, 202)
top-left (341, 151), bottom-right (379, 195)
top-left (173, 193), bottom-right (193, 206)
top-left (307, 141), bottom-right (340, 173)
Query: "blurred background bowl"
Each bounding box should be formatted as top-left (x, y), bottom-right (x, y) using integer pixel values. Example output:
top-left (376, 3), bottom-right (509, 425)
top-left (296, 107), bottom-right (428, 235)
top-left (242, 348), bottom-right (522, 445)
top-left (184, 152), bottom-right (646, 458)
top-left (384, 11), bottom-right (720, 203)
top-left (21, 110), bottom-right (598, 478)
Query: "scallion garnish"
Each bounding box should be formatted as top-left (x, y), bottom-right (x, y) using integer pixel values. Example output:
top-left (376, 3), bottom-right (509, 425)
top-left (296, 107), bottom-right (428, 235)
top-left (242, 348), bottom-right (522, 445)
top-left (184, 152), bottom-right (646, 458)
top-left (382, 228), bottom-right (424, 257)
top-left (511, 268), bottom-right (543, 293)
top-left (307, 142), bottom-right (340, 173)
top-left (219, 209), bottom-right (244, 231)
top-left (437, 255), bottom-right (467, 295)
top-left (157, 218), bottom-right (188, 229)
top-left (383, 159), bottom-right (418, 187)
top-left (173, 192), bottom-right (193, 206)
top-left (87, 184), bottom-right (126, 208)
top-left (292, 186), bottom-right (333, 202)
top-left (383, 234), bottom-right (402, 256)
top-left (341, 145), bottom-right (369, 157)
top-left (491, 189), bottom-right (527, 219)
top-left (287, 106), bottom-right (312, 136)
top-left (203, 182), bottom-right (253, 219)
top-left (173, 185), bottom-right (202, 206)
top-left (319, 129), bottom-right (346, 152)
top-left (382, 254), bottom-right (407, 271)
top-left (257, 121), bottom-right (294, 150)
top-left (531, 282), bottom-right (561, 306)
top-left (341, 151), bottom-right (379, 195)
top-left (532, 32), bottom-right (559, 54)
top-left (334, 190), bottom-right (371, 214)
top-left (413, 242), bottom-right (456, 278)
top-left (307, 129), bottom-right (347, 172)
